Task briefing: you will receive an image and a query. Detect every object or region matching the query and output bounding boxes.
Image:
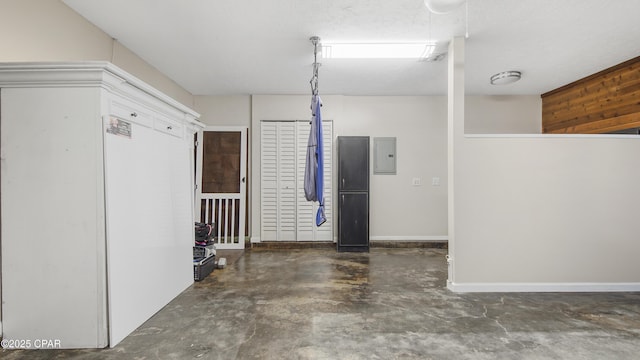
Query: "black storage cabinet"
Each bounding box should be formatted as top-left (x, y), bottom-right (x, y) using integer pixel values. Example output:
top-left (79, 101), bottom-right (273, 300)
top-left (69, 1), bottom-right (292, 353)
top-left (337, 136), bottom-right (370, 252)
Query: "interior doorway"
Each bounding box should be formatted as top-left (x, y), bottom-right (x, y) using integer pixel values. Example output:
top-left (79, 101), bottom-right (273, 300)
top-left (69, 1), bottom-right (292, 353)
top-left (195, 126), bottom-right (247, 249)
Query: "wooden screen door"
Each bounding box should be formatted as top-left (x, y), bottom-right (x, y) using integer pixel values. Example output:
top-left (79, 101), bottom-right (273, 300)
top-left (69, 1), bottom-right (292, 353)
top-left (195, 126), bottom-right (247, 249)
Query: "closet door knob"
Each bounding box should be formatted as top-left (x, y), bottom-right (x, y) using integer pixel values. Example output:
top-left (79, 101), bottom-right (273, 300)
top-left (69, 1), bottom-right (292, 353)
top-left (130, 112), bottom-right (138, 117)
top-left (167, 126), bottom-right (173, 130)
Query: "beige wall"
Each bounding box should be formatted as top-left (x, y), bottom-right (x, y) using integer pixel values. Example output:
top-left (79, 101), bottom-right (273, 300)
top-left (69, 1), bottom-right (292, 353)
top-left (340, 96), bottom-right (448, 240)
top-left (194, 95), bottom-right (252, 127)
top-left (248, 94), bottom-right (450, 241)
top-left (452, 135), bottom-right (640, 289)
top-left (0, 0), bottom-right (194, 107)
top-left (249, 94), bottom-right (444, 242)
top-left (193, 93), bottom-right (541, 242)
top-left (110, 41), bottom-right (193, 107)
top-left (465, 95), bottom-right (541, 134)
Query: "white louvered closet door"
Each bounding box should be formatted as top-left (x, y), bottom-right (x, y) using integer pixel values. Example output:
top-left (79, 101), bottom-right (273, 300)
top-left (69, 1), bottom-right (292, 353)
top-left (261, 120), bottom-right (333, 242)
top-left (260, 121), bottom-right (296, 241)
top-left (318, 120), bottom-right (333, 241)
top-left (296, 120), bottom-right (333, 241)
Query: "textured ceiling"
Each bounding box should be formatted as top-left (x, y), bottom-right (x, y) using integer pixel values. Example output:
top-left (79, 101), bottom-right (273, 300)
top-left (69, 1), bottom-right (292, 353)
top-left (62, 0), bottom-right (640, 96)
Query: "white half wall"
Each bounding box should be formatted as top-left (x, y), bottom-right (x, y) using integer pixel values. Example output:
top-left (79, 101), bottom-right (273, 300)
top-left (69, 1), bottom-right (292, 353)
top-left (448, 39), bottom-right (640, 291)
top-left (452, 134), bottom-right (640, 288)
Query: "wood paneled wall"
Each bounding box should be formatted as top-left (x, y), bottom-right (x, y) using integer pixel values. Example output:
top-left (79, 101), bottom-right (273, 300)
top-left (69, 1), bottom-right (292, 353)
top-left (541, 56), bottom-right (640, 133)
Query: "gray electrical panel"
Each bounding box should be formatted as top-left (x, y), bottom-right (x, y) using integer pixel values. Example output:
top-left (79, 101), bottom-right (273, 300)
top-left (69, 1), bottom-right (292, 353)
top-left (373, 137), bottom-right (396, 175)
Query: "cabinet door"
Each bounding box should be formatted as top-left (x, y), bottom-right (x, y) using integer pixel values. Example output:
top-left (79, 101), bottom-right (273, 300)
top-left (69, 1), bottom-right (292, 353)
top-left (338, 137), bottom-right (369, 191)
top-left (338, 192), bottom-right (369, 248)
top-left (104, 114), bottom-right (193, 346)
top-left (260, 121), bottom-right (297, 241)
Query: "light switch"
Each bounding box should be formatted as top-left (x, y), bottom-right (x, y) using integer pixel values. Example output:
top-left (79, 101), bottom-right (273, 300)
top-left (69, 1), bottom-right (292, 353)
top-left (432, 177), bottom-right (440, 186)
top-left (412, 177), bottom-right (422, 186)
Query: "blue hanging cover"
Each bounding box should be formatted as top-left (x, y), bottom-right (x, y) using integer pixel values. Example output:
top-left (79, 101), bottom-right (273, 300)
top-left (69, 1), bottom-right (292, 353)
top-left (303, 94), bottom-right (326, 226)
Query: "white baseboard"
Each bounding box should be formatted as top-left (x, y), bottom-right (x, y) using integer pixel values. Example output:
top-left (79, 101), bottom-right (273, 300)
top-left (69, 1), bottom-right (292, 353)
top-left (447, 281), bottom-right (640, 293)
top-left (251, 236), bottom-right (448, 243)
top-left (370, 236), bottom-right (448, 241)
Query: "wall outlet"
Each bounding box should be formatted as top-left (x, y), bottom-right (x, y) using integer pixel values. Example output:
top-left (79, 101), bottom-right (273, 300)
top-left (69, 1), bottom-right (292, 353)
top-left (432, 177), bottom-right (440, 186)
top-left (412, 177), bottom-right (422, 186)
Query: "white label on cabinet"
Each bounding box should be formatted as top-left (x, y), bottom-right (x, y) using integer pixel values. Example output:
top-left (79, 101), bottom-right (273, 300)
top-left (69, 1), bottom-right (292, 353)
top-left (106, 117), bottom-right (132, 139)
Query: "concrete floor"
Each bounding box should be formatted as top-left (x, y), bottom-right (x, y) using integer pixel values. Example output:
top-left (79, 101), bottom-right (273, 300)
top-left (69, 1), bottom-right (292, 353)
top-left (3, 248), bottom-right (640, 359)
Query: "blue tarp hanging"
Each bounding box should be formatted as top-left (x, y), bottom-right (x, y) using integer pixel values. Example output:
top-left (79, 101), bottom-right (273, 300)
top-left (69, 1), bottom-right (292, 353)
top-left (304, 94), bottom-right (326, 226)
top-left (304, 36), bottom-right (325, 226)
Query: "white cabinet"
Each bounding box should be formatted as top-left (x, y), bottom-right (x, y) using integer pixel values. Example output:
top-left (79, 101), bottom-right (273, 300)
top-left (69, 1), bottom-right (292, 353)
top-left (0, 62), bottom-right (204, 348)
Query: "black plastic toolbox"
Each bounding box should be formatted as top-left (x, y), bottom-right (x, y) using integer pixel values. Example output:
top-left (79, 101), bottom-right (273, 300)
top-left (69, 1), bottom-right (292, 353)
top-left (193, 255), bottom-right (216, 281)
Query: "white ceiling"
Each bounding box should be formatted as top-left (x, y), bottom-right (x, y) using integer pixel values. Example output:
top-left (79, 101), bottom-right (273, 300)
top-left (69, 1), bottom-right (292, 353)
top-left (62, 0), bottom-right (640, 96)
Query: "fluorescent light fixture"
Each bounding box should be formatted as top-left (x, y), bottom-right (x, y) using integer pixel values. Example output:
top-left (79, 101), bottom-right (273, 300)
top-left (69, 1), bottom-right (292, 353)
top-left (321, 42), bottom-right (435, 59)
